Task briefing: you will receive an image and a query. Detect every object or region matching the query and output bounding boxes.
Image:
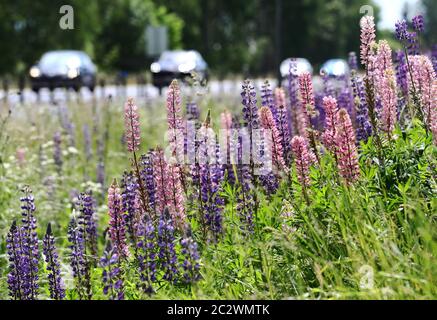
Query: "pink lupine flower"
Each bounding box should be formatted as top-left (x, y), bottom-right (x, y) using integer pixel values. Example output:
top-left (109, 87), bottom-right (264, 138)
top-left (360, 16), bottom-right (376, 67)
top-left (335, 109), bottom-right (360, 184)
top-left (375, 40), bottom-right (394, 76)
top-left (152, 148), bottom-right (185, 226)
top-left (298, 72), bottom-right (316, 118)
top-left (321, 96), bottom-right (338, 153)
top-left (220, 110), bottom-right (232, 132)
top-left (220, 110), bottom-right (233, 164)
top-left (259, 106), bottom-right (286, 170)
top-left (291, 136), bottom-right (314, 201)
top-left (166, 80), bottom-right (184, 162)
top-left (408, 55), bottom-right (437, 129)
top-left (124, 98), bottom-right (141, 153)
top-left (431, 80), bottom-right (437, 145)
top-left (108, 180), bottom-right (129, 258)
top-left (274, 87), bottom-right (286, 108)
top-left (380, 69), bottom-right (398, 135)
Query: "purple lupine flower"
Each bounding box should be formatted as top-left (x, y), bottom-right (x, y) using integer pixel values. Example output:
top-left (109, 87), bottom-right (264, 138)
top-left (58, 104), bottom-right (76, 147)
top-left (287, 59), bottom-right (299, 136)
top-left (83, 124), bottom-right (92, 163)
top-left (121, 171), bottom-right (140, 245)
top-left (395, 50), bottom-right (409, 97)
top-left (395, 19), bottom-right (419, 55)
top-left (241, 80), bottom-right (259, 173)
top-left (412, 15), bottom-right (424, 33)
top-left (157, 208), bottom-right (178, 283)
top-left (236, 163), bottom-right (255, 232)
top-left (67, 216), bottom-right (92, 300)
top-left (337, 85), bottom-right (355, 123)
top-left (351, 71), bottom-right (372, 142)
top-left (108, 180), bottom-right (130, 258)
top-left (53, 131), bottom-right (62, 173)
top-left (19, 187), bottom-right (39, 300)
top-left (277, 104), bottom-right (291, 165)
top-left (101, 242), bottom-right (124, 300)
top-left (140, 152), bottom-right (156, 214)
top-left (76, 191), bottom-right (98, 259)
top-left (395, 20), bottom-right (409, 41)
top-left (261, 80), bottom-right (278, 121)
top-left (348, 52), bottom-right (358, 71)
top-left (136, 218), bottom-right (156, 294)
top-left (186, 101), bottom-right (200, 121)
top-left (180, 228), bottom-right (201, 283)
top-left (7, 221), bottom-right (24, 300)
top-left (432, 45), bottom-right (437, 73)
top-left (43, 224), bottom-right (65, 300)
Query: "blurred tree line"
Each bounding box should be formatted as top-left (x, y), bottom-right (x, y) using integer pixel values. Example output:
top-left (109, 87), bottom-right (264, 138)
top-left (0, 0), bottom-right (435, 77)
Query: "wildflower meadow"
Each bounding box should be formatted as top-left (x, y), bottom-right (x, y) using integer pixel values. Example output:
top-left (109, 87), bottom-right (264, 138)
top-left (0, 15), bottom-right (436, 301)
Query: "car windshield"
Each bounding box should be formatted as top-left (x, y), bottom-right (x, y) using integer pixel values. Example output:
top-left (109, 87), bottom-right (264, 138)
top-left (159, 51), bottom-right (196, 64)
top-left (40, 52), bottom-right (81, 69)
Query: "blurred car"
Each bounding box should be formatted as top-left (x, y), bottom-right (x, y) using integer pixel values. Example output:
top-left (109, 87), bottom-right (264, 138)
top-left (319, 59), bottom-right (350, 77)
top-left (29, 50), bottom-right (97, 92)
top-left (280, 58), bottom-right (313, 78)
top-left (150, 50), bottom-right (208, 92)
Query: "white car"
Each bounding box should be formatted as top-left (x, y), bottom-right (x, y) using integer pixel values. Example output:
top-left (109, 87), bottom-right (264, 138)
top-left (280, 58), bottom-right (313, 78)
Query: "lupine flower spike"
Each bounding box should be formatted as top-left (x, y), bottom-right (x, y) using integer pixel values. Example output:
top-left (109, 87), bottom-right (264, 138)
top-left (291, 136), bottom-right (314, 205)
top-left (108, 179), bottom-right (130, 258)
top-left (43, 224), bottom-right (65, 300)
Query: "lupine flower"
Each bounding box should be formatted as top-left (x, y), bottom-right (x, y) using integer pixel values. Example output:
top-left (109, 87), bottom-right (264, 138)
top-left (274, 87), bottom-right (286, 110)
top-left (335, 109), bottom-right (360, 183)
top-left (140, 152), bottom-right (157, 214)
top-left (321, 96), bottom-right (338, 153)
top-left (67, 216), bottom-right (91, 299)
top-left (180, 228), bottom-right (201, 283)
top-left (168, 163), bottom-right (186, 227)
top-left (186, 101), bottom-right (200, 121)
top-left (153, 147), bottom-right (170, 215)
top-left (58, 104), bottom-right (76, 147)
top-left (431, 45), bottom-right (437, 73)
top-left (261, 80), bottom-right (277, 121)
top-left (395, 20), bottom-right (409, 42)
top-left (395, 50), bottom-right (409, 96)
top-left (259, 106), bottom-right (286, 171)
top-left (167, 80), bottom-right (185, 163)
top-left (7, 221), bottom-right (24, 300)
top-left (408, 55), bottom-right (437, 129)
top-left (124, 98), bottom-right (141, 153)
top-left (412, 15), bottom-right (424, 33)
top-left (298, 72), bottom-right (316, 118)
top-left (241, 80), bottom-right (259, 170)
top-left (276, 103), bottom-right (291, 165)
top-left (220, 110), bottom-right (235, 182)
top-left (375, 40), bottom-right (394, 77)
top-left (280, 199), bottom-right (297, 234)
top-left (258, 128), bottom-right (279, 195)
top-left (19, 187), bottom-right (39, 300)
top-left (236, 163), bottom-right (255, 232)
top-left (291, 136), bottom-right (314, 203)
top-left (157, 209), bottom-right (178, 283)
top-left (43, 224), bottom-right (65, 300)
top-left (287, 59), bottom-right (299, 135)
top-left (83, 124), bottom-right (92, 163)
top-left (360, 16), bottom-right (376, 67)
top-left (351, 71), bottom-right (372, 142)
top-left (136, 218), bottom-right (156, 294)
top-left (121, 171), bottom-right (140, 244)
top-left (395, 19), bottom-right (419, 55)
top-left (101, 242), bottom-right (124, 300)
top-left (76, 191), bottom-right (98, 259)
top-left (53, 131), bottom-right (62, 173)
top-left (348, 52), bottom-right (358, 71)
top-left (380, 69), bottom-right (398, 135)
top-left (108, 180), bottom-right (129, 258)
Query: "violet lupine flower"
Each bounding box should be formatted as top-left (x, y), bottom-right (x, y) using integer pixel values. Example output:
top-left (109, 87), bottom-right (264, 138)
top-left (380, 69), bottom-right (398, 136)
top-left (43, 224), bottom-right (65, 300)
top-left (108, 180), bottom-right (130, 258)
top-left (7, 221), bottom-right (24, 300)
top-left (291, 136), bottom-right (314, 204)
top-left (136, 218), bottom-right (156, 294)
top-left (124, 97), bottom-right (141, 153)
top-left (335, 109), bottom-right (360, 184)
top-left (259, 106), bottom-right (286, 171)
top-left (83, 124), bottom-right (92, 163)
top-left (19, 187), bottom-right (39, 300)
top-left (241, 80), bottom-right (259, 172)
top-left (67, 216), bottom-right (91, 300)
top-left (157, 208), bottom-right (178, 283)
top-left (351, 71), bottom-right (372, 142)
top-left (180, 228), bottom-right (201, 283)
top-left (395, 19), bottom-right (419, 55)
top-left (258, 127), bottom-right (279, 195)
top-left (53, 131), bottom-right (62, 173)
top-left (261, 80), bottom-right (277, 121)
top-left (121, 171), bottom-right (140, 244)
top-left (76, 191), bottom-right (98, 259)
top-left (140, 152), bottom-right (157, 214)
top-left (395, 50), bottom-right (409, 96)
top-left (287, 59), bottom-right (299, 135)
top-left (101, 242), bottom-right (124, 300)
top-left (360, 16), bottom-right (376, 67)
top-left (321, 96), bottom-right (338, 153)
top-left (186, 101), bottom-right (200, 121)
top-left (276, 103), bottom-right (291, 165)
top-left (348, 52), bottom-right (358, 71)
top-left (412, 15), bottom-right (424, 33)
top-left (236, 163), bottom-right (255, 232)
top-left (395, 20), bottom-right (409, 42)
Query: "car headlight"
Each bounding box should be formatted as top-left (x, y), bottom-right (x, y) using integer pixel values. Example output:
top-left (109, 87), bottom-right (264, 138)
top-left (67, 68), bottom-right (79, 79)
top-left (178, 62), bottom-right (195, 73)
top-left (29, 67), bottom-right (41, 78)
top-left (150, 62), bottom-right (161, 73)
